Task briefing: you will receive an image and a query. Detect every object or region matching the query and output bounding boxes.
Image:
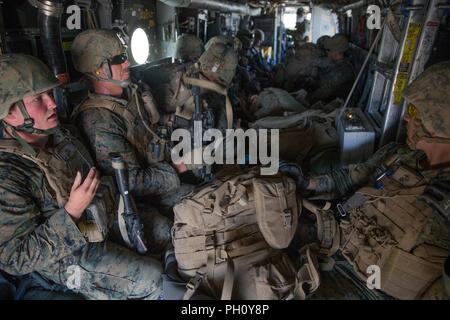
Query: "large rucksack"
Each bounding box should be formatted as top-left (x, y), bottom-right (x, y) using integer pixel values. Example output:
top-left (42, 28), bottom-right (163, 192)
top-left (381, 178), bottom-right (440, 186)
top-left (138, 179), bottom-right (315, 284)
top-left (172, 168), bottom-right (319, 300)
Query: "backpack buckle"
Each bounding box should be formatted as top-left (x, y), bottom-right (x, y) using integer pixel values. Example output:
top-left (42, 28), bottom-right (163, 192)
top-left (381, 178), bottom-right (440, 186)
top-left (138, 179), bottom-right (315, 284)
top-left (283, 209), bottom-right (292, 229)
top-left (205, 232), bottom-right (215, 251)
top-left (186, 273), bottom-right (203, 291)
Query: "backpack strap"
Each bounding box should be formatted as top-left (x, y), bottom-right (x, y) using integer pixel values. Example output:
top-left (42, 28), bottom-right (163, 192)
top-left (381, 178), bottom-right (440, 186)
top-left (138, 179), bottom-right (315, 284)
top-left (295, 244), bottom-right (321, 300)
top-left (302, 199), bottom-right (340, 257)
top-left (72, 96), bottom-right (137, 126)
top-left (183, 75), bottom-right (233, 129)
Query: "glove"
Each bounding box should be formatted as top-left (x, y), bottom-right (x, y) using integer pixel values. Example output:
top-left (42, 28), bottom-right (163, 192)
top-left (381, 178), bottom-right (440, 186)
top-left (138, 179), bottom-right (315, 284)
top-left (420, 180), bottom-right (450, 222)
top-left (278, 161), bottom-right (309, 191)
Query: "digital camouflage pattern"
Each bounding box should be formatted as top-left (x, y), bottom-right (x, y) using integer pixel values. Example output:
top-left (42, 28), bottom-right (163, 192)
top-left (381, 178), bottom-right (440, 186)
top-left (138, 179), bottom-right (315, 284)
top-left (74, 89), bottom-right (181, 198)
top-left (0, 127), bottom-right (168, 300)
top-left (199, 36), bottom-right (239, 87)
top-left (307, 58), bottom-right (355, 104)
top-left (71, 29), bottom-right (125, 74)
top-left (309, 141), bottom-right (450, 299)
top-left (313, 142), bottom-right (425, 196)
top-left (274, 43), bottom-right (332, 92)
top-left (175, 34), bottom-right (205, 62)
top-left (0, 54), bottom-right (59, 119)
top-left (403, 61), bottom-right (450, 139)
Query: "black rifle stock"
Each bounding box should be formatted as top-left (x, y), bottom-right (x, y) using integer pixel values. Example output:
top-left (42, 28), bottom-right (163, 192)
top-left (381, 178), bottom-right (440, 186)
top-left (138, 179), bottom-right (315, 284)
top-left (111, 154), bottom-right (148, 254)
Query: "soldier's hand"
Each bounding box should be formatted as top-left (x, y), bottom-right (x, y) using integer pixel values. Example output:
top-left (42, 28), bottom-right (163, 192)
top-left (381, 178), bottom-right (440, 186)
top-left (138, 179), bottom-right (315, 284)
top-left (278, 161), bottom-right (310, 191)
top-left (65, 168), bottom-right (100, 221)
top-left (172, 161), bottom-right (188, 174)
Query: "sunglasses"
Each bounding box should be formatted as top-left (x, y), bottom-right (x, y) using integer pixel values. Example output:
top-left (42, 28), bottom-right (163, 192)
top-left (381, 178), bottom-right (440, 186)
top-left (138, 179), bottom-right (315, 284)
top-left (109, 53), bottom-right (128, 65)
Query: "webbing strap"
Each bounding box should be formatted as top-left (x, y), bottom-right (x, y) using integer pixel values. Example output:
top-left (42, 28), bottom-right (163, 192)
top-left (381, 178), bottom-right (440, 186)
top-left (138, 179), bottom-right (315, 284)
top-left (183, 76), bottom-right (233, 129)
top-left (302, 199), bottom-right (340, 257)
top-left (220, 255), bottom-right (235, 300)
top-left (134, 89), bottom-right (163, 143)
top-left (73, 98), bottom-right (136, 125)
top-left (205, 232), bottom-right (216, 287)
top-left (295, 245), bottom-right (321, 300)
top-left (227, 240), bottom-right (268, 258)
top-left (182, 271), bottom-right (204, 300)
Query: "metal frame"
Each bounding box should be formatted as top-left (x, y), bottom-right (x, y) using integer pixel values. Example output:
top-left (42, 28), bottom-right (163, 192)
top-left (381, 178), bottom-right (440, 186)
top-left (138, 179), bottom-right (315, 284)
top-left (396, 0), bottom-right (449, 141)
top-left (0, 1), bottom-right (6, 54)
top-left (364, 0), bottom-right (440, 147)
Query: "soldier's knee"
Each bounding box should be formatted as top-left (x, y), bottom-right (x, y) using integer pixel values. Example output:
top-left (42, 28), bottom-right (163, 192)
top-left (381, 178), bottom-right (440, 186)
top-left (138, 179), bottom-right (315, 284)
top-left (128, 257), bottom-right (164, 300)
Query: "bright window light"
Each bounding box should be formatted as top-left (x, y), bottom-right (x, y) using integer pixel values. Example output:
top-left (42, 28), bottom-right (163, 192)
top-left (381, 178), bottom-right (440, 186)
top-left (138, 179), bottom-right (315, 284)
top-left (283, 13), bottom-right (297, 30)
top-left (131, 28), bottom-right (149, 64)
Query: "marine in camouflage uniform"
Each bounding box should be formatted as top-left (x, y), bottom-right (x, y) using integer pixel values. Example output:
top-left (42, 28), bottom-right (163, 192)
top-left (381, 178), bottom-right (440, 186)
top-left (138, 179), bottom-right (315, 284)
top-left (307, 34), bottom-right (356, 104)
top-left (300, 61), bottom-right (450, 299)
top-left (0, 54), bottom-right (165, 300)
top-left (70, 29), bottom-right (182, 210)
top-left (273, 42), bottom-right (332, 93)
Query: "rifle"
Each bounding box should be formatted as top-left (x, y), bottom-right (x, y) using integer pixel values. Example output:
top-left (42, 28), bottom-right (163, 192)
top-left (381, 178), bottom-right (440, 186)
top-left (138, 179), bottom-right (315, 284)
top-left (111, 154), bottom-right (148, 254)
top-left (173, 68), bottom-right (214, 182)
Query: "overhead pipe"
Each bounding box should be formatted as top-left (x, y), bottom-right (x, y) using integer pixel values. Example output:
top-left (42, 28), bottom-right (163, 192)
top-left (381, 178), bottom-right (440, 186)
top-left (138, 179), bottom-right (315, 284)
top-left (96, 0), bottom-right (113, 29)
top-left (337, 0), bottom-right (370, 13)
top-left (28, 0), bottom-right (69, 84)
top-left (158, 0), bottom-right (262, 16)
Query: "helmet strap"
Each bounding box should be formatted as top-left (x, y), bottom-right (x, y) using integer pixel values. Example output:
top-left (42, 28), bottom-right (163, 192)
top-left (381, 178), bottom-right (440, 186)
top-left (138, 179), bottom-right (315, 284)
top-left (87, 63), bottom-right (131, 88)
top-left (14, 100), bottom-right (56, 135)
top-left (1, 120), bottom-right (38, 157)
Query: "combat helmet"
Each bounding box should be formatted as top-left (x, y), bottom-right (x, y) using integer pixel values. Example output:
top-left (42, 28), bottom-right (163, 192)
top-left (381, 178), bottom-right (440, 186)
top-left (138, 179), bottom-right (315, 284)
top-left (323, 34), bottom-right (349, 53)
top-left (0, 54), bottom-right (59, 135)
top-left (198, 37), bottom-right (239, 87)
top-left (71, 29), bottom-right (130, 87)
top-left (317, 35), bottom-right (331, 50)
top-left (403, 61), bottom-right (450, 144)
top-left (175, 34), bottom-right (205, 62)
top-left (253, 29), bottom-right (265, 43)
top-left (236, 28), bottom-right (254, 50)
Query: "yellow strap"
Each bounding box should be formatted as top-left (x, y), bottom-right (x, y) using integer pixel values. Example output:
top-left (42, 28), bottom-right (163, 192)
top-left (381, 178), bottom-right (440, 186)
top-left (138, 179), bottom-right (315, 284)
top-left (183, 76), bottom-right (234, 129)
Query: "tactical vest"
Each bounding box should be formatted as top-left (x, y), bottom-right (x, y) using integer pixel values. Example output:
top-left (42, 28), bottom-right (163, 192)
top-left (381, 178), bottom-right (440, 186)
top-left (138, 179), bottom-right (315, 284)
top-left (339, 163), bottom-right (450, 299)
top-left (72, 86), bottom-right (165, 164)
top-left (173, 167), bottom-right (320, 300)
top-left (0, 128), bottom-right (116, 242)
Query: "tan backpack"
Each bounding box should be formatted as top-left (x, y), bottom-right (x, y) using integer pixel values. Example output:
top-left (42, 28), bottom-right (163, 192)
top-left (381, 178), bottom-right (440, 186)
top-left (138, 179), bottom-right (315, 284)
top-left (173, 168), bottom-right (319, 300)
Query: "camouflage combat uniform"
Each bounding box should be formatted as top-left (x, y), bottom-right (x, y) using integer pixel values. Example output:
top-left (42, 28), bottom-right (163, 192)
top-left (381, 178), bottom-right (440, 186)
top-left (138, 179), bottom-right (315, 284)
top-left (274, 43), bottom-right (331, 93)
top-left (307, 58), bottom-right (355, 104)
top-left (306, 61), bottom-right (450, 300)
top-left (0, 127), bottom-right (168, 300)
top-left (71, 30), bottom-right (181, 207)
top-left (73, 89), bottom-right (180, 197)
top-left (307, 34), bottom-right (356, 104)
top-left (0, 54), bottom-right (167, 300)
